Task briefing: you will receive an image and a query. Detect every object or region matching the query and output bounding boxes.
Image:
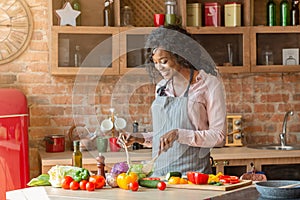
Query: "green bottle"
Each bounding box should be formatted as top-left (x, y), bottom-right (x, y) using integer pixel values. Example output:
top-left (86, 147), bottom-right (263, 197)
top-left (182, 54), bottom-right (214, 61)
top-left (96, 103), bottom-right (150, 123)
top-left (72, 0), bottom-right (81, 26)
top-left (72, 140), bottom-right (82, 168)
top-left (267, 0), bottom-right (276, 26)
top-left (280, 0), bottom-right (290, 26)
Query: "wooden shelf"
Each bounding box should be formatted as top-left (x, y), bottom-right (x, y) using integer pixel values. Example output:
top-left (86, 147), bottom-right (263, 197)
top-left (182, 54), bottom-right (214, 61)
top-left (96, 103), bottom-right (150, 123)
top-left (49, 0), bottom-right (300, 75)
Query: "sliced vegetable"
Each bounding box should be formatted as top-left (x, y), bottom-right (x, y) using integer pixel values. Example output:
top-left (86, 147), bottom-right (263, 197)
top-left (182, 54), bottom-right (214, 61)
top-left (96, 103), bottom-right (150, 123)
top-left (165, 172), bottom-right (182, 180)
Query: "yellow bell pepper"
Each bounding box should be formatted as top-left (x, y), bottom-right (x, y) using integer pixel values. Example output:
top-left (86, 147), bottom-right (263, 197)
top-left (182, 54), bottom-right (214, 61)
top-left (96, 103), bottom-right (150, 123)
top-left (116, 172), bottom-right (138, 190)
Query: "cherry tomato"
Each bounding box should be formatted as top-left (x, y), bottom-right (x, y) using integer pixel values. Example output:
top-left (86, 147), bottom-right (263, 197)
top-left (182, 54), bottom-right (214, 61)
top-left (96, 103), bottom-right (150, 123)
top-left (70, 181), bottom-right (79, 190)
top-left (86, 182), bottom-right (95, 191)
top-left (79, 180), bottom-right (88, 190)
top-left (61, 176), bottom-right (73, 189)
top-left (89, 175), bottom-right (106, 189)
top-left (129, 181), bottom-right (139, 191)
top-left (157, 181), bottom-right (166, 191)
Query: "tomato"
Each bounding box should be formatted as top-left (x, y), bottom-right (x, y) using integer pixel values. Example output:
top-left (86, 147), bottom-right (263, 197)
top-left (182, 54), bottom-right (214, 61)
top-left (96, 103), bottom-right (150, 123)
top-left (79, 180), bottom-right (88, 190)
top-left (61, 176), bottom-right (73, 189)
top-left (70, 181), bottom-right (79, 190)
top-left (129, 181), bottom-right (139, 191)
top-left (89, 175), bottom-right (106, 189)
top-left (116, 172), bottom-right (139, 190)
top-left (187, 172), bottom-right (209, 184)
top-left (86, 182), bottom-right (95, 191)
top-left (157, 181), bottom-right (166, 191)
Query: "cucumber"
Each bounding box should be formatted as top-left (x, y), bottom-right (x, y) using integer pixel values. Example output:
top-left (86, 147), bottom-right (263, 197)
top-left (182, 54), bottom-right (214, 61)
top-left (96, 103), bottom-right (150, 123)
top-left (138, 179), bottom-right (161, 188)
top-left (165, 172), bottom-right (182, 180)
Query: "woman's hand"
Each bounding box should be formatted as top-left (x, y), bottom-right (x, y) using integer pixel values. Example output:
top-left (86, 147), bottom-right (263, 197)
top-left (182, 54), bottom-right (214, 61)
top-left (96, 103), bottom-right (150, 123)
top-left (118, 132), bottom-right (145, 147)
top-left (159, 129), bottom-right (179, 152)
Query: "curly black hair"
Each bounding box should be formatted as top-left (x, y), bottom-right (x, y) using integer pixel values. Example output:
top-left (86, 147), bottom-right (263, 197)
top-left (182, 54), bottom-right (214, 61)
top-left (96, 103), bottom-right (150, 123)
top-left (144, 24), bottom-right (217, 82)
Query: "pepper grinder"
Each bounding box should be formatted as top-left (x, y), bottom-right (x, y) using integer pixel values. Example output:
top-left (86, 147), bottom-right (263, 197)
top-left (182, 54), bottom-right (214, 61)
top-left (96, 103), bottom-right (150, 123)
top-left (96, 153), bottom-right (106, 182)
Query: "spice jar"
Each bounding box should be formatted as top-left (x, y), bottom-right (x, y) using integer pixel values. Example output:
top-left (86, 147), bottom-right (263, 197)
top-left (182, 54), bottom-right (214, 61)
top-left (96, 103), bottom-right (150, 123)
top-left (121, 5), bottom-right (133, 26)
top-left (165, 0), bottom-right (177, 15)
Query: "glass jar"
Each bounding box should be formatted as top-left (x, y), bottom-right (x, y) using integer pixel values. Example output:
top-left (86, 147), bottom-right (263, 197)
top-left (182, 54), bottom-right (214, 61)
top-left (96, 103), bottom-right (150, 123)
top-left (165, 0), bottom-right (177, 15)
top-left (121, 6), bottom-right (133, 26)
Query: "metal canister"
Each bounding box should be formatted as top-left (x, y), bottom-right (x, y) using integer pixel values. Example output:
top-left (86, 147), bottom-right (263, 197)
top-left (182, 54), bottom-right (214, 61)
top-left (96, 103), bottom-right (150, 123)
top-left (204, 2), bottom-right (221, 27)
top-left (224, 2), bottom-right (241, 27)
top-left (187, 3), bottom-right (202, 27)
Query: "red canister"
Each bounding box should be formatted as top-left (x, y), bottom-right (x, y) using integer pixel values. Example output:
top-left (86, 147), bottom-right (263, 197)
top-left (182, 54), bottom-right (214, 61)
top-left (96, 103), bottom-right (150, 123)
top-left (204, 2), bottom-right (221, 27)
top-left (45, 135), bottom-right (65, 153)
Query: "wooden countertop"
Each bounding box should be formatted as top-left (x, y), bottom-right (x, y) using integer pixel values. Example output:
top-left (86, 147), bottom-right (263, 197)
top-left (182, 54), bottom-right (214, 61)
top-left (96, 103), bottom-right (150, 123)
top-left (6, 184), bottom-right (256, 200)
top-left (39, 146), bottom-right (300, 173)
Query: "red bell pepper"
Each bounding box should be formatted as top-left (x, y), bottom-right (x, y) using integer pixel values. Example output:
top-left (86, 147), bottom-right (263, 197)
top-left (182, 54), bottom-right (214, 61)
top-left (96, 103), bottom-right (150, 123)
top-left (187, 172), bottom-right (209, 184)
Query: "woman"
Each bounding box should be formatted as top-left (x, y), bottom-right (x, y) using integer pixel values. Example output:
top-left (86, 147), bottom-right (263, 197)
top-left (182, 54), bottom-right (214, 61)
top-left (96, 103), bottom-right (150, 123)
top-left (123, 25), bottom-right (226, 176)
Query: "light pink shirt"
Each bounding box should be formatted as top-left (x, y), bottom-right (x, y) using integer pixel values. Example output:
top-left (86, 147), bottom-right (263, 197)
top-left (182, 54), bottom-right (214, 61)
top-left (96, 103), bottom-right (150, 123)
top-left (142, 70), bottom-right (227, 148)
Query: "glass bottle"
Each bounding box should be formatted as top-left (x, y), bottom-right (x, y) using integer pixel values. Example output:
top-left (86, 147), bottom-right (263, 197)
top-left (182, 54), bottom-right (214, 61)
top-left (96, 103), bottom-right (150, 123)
top-left (104, 0), bottom-right (113, 26)
top-left (291, 0), bottom-right (299, 26)
top-left (74, 45), bottom-right (82, 67)
top-left (266, 0), bottom-right (276, 26)
top-left (72, 140), bottom-right (82, 167)
top-left (121, 5), bottom-right (133, 26)
top-left (165, 0), bottom-right (177, 14)
top-left (72, 0), bottom-right (81, 26)
top-left (280, 0), bottom-right (290, 26)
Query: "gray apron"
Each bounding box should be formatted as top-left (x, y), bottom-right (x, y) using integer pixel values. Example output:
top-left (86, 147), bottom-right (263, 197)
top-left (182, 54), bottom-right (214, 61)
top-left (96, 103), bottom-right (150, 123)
top-left (151, 69), bottom-right (211, 176)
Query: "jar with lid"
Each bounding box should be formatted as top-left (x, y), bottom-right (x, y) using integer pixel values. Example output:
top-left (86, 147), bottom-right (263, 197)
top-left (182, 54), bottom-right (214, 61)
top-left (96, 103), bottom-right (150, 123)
top-left (121, 6), bottom-right (133, 26)
top-left (165, 0), bottom-right (177, 14)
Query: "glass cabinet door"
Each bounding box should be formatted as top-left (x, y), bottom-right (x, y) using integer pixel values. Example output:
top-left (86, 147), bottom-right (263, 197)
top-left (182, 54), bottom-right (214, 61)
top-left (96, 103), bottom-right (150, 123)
top-left (51, 26), bottom-right (119, 75)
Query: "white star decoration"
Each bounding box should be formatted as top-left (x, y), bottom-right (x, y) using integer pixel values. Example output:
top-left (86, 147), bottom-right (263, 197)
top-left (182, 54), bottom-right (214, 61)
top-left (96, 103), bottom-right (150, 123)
top-left (56, 2), bottom-right (81, 26)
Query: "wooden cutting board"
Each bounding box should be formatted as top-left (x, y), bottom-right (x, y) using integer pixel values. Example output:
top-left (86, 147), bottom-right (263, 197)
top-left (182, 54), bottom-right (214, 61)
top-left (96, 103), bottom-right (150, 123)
top-left (167, 180), bottom-right (252, 191)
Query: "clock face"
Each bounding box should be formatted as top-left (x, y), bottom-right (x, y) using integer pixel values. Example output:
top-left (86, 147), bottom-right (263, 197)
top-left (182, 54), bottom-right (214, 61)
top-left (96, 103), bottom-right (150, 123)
top-left (0, 0), bottom-right (33, 64)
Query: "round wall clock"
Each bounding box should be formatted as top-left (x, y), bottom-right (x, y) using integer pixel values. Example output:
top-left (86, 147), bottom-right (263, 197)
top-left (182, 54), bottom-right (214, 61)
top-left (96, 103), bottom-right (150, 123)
top-left (0, 0), bottom-right (33, 64)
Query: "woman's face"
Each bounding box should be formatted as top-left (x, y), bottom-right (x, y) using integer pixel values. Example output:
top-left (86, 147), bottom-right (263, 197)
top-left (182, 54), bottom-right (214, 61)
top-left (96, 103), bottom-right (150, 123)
top-left (152, 48), bottom-right (181, 80)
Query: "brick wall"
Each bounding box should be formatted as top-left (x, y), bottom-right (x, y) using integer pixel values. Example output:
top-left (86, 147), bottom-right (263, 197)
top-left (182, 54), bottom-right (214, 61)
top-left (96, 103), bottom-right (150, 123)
top-left (0, 0), bottom-right (299, 179)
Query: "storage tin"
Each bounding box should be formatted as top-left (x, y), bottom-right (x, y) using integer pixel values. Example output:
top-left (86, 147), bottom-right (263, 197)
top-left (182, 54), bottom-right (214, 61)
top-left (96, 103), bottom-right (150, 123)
top-left (224, 2), bottom-right (241, 27)
top-left (204, 2), bottom-right (221, 27)
top-left (187, 3), bottom-right (202, 27)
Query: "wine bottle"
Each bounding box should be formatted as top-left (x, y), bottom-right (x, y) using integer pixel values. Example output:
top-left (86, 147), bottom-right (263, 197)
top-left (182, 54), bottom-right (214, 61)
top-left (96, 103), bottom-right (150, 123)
top-left (291, 0), bottom-right (299, 26)
top-left (267, 0), bottom-right (276, 26)
top-left (280, 0), bottom-right (290, 26)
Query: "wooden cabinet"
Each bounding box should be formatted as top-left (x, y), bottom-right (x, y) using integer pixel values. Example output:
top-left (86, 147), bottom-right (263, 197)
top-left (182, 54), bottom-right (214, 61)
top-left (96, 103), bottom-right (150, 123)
top-left (49, 0), bottom-right (300, 75)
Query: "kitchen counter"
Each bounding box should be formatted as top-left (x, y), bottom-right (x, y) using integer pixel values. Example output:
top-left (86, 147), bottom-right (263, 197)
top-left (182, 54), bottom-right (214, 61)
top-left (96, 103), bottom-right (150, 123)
top-left (39, 146), bottom-right (300, 174)
top-left (7, 184), bottom-right (260, 200)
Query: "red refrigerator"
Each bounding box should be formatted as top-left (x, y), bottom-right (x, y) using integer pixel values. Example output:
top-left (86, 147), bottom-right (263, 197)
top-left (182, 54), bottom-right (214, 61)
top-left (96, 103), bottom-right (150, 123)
top-left (0, 89), bottom-right (30, 194)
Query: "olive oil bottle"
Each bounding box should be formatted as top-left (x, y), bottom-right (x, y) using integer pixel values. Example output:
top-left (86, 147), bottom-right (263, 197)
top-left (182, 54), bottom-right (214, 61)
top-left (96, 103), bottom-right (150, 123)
top-left (72, 140), bottom-right (82, 167)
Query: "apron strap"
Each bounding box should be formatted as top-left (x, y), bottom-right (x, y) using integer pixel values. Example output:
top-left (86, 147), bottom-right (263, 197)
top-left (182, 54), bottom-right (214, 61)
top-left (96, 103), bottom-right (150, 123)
top-left (183, 68), bottom-right (194, 97)
top-left (157, 68), bottom-right (194, 97)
